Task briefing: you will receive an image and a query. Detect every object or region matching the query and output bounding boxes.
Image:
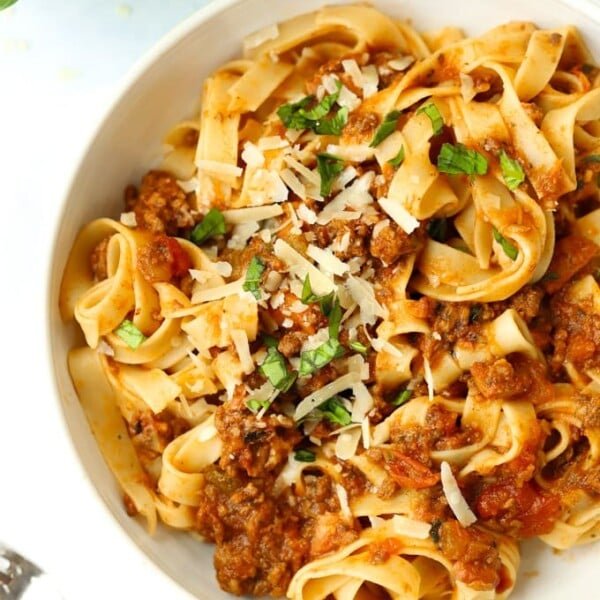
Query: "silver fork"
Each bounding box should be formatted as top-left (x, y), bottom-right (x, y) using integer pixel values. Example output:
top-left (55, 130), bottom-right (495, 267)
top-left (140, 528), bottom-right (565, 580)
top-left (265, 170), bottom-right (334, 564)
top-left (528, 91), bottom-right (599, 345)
top-left (0, 544), bottom-right (62, 599)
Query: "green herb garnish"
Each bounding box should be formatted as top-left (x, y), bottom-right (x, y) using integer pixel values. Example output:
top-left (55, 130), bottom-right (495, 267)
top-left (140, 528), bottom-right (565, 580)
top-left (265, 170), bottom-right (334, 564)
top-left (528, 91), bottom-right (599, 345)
top-left (370, 109), bottom-right (402, 147)
top-left (429, 519), bottom-right (443, 544)
top-left (541, 271), bottom-right (560, 282)
top-left (246, 398), bottom-right (271, 413)
top-left (299, 338), bottom-right (346, 376)
top-left (498, 150), bottom-right (525, 190)
top-left (243, 256), bottom-right (266, 299)
top-left (189, 208), bottom-right (226, 245)
top-left (437, 143), bottom-right (488, 177)
top-left (387, 145), bottom-right (405, 168)
top-left (349, 341), bottom-right (368, 355)
top-left (426, 218), bottom-right (449, 242)
top-left (0, 0), bottom-right (18, 10)
top-left (582, 154), bottom-right (600, 164)
top-left (277, 81), bottom-right (348, 135)
top-left (327, 297), bottom-right (343, 339)
top-left (469, 304), bottom-right (482, 323)
top-left (417, 103), bottom-right (444, 136)
top-left (259, 346), bottom-right (297, 392)
top-left (392, 388), bottom-right (412, 406)
top-left (301, 275), bottom-right (335, 315)
top-left (316, 153), bottom-right (345, 197)
top-left (294, 449), bottom-right (316, 462)
top-left (318, 396), bottom-right (352, 426)
top-left (492, 227), bottom-right (518, 260)
top-left (115, 319), bottom-right (146, 350)
top-left (262, 333), bottom-right (279, 348)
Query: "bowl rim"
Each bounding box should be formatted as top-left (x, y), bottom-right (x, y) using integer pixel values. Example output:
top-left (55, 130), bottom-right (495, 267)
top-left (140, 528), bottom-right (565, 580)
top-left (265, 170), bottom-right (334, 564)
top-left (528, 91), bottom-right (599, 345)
top-left (44, 0), bottom-right (600, 598)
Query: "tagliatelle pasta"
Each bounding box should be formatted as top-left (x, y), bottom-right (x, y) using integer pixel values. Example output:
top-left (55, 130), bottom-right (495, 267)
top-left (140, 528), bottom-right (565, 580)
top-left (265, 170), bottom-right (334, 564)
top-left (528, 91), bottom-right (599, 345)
top-left (59, 5), bottom-right (600, 599)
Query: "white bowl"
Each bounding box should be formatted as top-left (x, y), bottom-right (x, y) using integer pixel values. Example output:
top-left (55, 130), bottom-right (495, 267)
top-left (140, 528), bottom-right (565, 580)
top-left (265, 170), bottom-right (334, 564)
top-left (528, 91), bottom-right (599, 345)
top-left (47, 0), bottom-right (600, 598)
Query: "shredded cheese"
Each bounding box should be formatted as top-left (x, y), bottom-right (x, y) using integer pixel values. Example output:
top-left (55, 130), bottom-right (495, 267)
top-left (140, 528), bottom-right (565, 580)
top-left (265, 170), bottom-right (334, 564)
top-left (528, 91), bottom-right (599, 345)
top-left (196, 159), bottom-right (243, 178)
top-left (294, 372), bottom-right (361, 421)
top-left (274, 239), bottom-right (335, 296)
top-left (342, 58), bottom-right (363, 88)
top-left (390, 515), bottom-right (431, 539)
top-left (191, 279), bottom-right (245, 304)
top-left (351, 382), bottom-right (374, 422)
top-left (119, 211), bottom-right (137, 227)
top-left (335, 484), bottom-right (352, 520)
top-left (306, 244), bottom-right (349, 276)
top-left (378, 197), bottom-right (420, 234)
top-left (345, 275), bottom-right (388, 325)
top-left (423, 356), bottom-right (435, 401)
top-left (230, 329), bottom-right (254, 374)
top-left (222, 204), bottom-right (283, 224)
top-left (241, 141), bottom-right (265, 167)
top-left (335, 428), bottom-right (362, 460)
top-left (440, 461), bottom-right (477, 527)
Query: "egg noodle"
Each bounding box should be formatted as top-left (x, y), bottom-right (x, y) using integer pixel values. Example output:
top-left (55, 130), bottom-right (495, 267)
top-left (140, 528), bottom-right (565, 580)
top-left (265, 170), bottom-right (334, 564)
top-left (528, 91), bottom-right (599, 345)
top-left (60, 4), bottom-right (600, 599)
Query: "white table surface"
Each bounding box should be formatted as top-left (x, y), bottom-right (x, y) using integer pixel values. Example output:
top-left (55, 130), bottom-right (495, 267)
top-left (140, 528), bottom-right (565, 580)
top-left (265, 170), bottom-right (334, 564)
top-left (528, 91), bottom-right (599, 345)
top-left (0, 2), bottom-right (211, 598)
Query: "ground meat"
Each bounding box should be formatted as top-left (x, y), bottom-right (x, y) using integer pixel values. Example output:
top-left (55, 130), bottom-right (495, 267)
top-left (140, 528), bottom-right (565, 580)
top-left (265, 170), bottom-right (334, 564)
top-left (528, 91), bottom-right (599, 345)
top-left (470, 357), bottom-right (533, 400)
top-left (370, 220), bottom-right (418, 265)
top-left (439, 521), bottom-right (502, 590)
top-left (278, 331), bottom-right (308, 357)
top-left (341, 111), bottom-right (380, 145)
top-left (136, 234), bottom-right (192, 283)
top-left (90, 236), bottom-right (109, 280)
top-left (215, 403), bottom-right (301, 478)
top-left (197, 469), bottom-right (309, 597)
top-left (313, 218), bottom-right (371, 261)
top-left (126, 170), bottom-right (195, 235)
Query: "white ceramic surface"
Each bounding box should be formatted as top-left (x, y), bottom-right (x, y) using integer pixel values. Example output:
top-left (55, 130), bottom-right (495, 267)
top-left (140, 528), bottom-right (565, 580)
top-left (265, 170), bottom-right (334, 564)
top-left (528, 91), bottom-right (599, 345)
top-left (47, 0), bottom-right (600, 598)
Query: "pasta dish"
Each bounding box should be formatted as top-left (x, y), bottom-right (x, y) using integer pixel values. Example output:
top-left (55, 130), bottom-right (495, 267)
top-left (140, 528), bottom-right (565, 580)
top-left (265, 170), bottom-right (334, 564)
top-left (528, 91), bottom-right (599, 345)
top-left (59, 4), bottom-right (600, 598)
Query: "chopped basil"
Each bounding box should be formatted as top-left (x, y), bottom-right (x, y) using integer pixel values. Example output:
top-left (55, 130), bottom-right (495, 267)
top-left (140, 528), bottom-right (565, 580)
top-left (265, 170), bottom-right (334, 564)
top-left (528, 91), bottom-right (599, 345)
top-left (294, 449), bottom-right (316, 462)
top-left (492, 227), bottom-right (518, 260)
top-left (316, 153), bottom-right (344, 197)
top-left (299, 338), bottom-right (346, 376)
top-left (115, 319), bottom-right (146, 350)
top-left (277, 95), bottom-right (314, 130)
top-left (327, 297), bottom-right (343, 339)
top-left (277, 81), bottom-right (347, 135)
top-left (417, 103), bottom-right (444, 136)
top-left (469, 304), bottom-right (482, 323)
top-left (0, 0), bottom-right (18, 9)
top-left (246, 398), bottom-right (271, 413)
top-left (314, 106), bottom-right (349, 136)
top-left (262, 333), bottom-right (279, 348)
top-left (259, 347), bottom-right (297, 392)
top-left (387, 145), bottom-right (405, 168)
top-left (426, 218), bottom-right (448, 242)
top-left (498, 150), bottom-right (525, 190)
top-left (301, 275), bottom-right (335, 315)
top-left (370, 109), bottom-right (402, 147)
top-left (318, 396), bottom-right (352, 426)
top-left (541, 271), bottom-right (560, 282)
top-left (437, 143), bottom-right (488, 177)
top-left (349, 340), bottom-right (368, 355)
top-left (242, 255), bottom-right (266, 299)
top-left (582, 154), bottom-right (600, 164)
top-left (189, 208), bottom-right (226, 245)
top-left (429, 519), bottom-right (443, 544)
top-left (392, 388), bottom-right (412, 406)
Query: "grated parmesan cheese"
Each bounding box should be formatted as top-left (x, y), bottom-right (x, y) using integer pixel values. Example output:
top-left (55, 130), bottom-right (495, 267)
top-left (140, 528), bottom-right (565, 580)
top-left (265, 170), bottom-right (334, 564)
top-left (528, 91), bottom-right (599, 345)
top-left (361, 64), bottom-right (379, 97)
top-left (274, 239), bottom-right (335, 296)
top-left (337, 85), bottom-right (361, 111)
top-left (390, 515), bottom-right (431, 539)
top-left (222, 204), bottom-right (283, 224)
top-left (296, 204), bottom-right (317, 225)
top-left (231, 329), bottom-right (254, 374)
top-left (335, 428), bottom-right (362, 460)
top-left (119, 211), bottom-right (137, 227)
top-left (345, 275), bottom-right (388, 325)
top-left (460, 72), bottom-right (476, 103)
top-left (335, 484), bottom-right (352, 520)
top-left (227, 221), bottom-right (259, 249)
top-left (213, 261), bottom-right (233, 278)
top-left (351, 382), bottom-right (374, 422)
top-left (97, 339), bottom-right (115, 356)
top-left (280, 168), bottom-right (307, 200)
top-left (342, 58), bottom-right (363, 88)
top-left (257, 135), bottom-right (289, 150)
top-left (241, 141), bottom-right (265, 167)
top-left (378, 197), bottom-right (420, 234)
top-left (388, 55), bottom-right (415, 71)
top-left (191, 279), bottom-right (245, 304)
top-left (307, 244), bottom-right (349, 276)
top-left (294, 372), bottom-right (361, 421)
top-left (440, 461), bottom-right (477, 527)
top-left (196, 159), bottom-right (243, 178)
top-left (423, 356), bottom-right (435, 401)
